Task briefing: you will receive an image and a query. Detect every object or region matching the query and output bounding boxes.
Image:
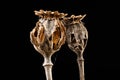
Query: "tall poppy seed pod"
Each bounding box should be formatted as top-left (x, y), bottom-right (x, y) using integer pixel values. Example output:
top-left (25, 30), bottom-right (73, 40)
top-left (63, 15), bottom-right (88, 80)
top-left (30, 10), bottom-right (67, 80)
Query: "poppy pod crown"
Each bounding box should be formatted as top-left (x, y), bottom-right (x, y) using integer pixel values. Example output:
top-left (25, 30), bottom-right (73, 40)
top-left (34, 9), bottom-right (68, 19)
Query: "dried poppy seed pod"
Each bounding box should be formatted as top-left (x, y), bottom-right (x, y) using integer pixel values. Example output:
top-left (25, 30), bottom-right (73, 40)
top-left (63, 14), bottom-right (88, 80)
top-left (30, 10), bottom-right (67, 80)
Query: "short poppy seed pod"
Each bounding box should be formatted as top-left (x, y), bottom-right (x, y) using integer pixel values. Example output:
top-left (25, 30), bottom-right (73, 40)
top-left (63, 14), bottom-right (88, 80)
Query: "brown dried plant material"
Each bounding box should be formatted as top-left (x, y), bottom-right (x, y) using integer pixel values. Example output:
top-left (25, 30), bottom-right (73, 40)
top-left (30, 10), bottom-right (67, 80)
top-left (63, 14), bottom-right (88, 80)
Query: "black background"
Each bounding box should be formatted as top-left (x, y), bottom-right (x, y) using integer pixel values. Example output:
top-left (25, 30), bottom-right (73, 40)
top-left (2, 0), bottom-right (120, 80)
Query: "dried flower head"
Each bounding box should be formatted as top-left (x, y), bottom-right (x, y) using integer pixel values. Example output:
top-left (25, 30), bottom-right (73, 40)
top-left (30, 10), bottom-right (67, 57)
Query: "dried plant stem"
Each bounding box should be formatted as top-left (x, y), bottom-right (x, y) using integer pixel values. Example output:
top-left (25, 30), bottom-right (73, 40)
top-left (77, 56), bottom-right (85, 80)
top-left (43, 56), bottom-right (53, 80)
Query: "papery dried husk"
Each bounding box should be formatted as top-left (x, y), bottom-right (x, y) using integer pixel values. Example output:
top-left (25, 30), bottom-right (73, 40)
top-left (63, 14), bottom-right (88, 56)
top-left (30, 10), bottom-right (67, 57)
